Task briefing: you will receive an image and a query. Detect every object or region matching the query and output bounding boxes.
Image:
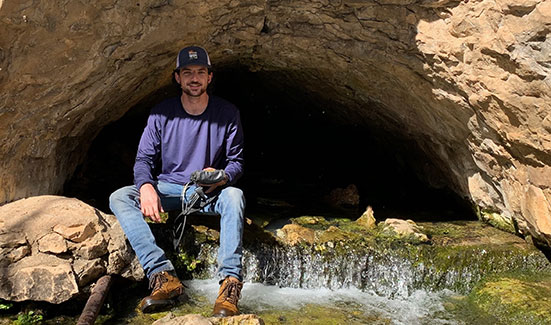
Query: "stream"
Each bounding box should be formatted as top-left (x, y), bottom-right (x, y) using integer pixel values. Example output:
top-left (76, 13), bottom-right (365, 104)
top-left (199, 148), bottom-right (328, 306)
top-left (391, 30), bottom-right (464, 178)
top-left (184, 279), bottom-right (460, 324)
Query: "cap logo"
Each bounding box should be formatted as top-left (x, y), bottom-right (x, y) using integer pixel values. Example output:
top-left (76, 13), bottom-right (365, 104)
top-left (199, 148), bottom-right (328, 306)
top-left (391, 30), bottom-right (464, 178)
top-left (188, 50), bottom-right (198, 60)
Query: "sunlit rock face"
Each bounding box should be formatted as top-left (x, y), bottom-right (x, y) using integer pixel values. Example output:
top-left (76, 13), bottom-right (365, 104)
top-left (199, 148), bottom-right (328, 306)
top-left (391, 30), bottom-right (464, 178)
top-left (0, 196), bottom-right (143, 303)
top-left (0, 1), bottom-right (550, 243)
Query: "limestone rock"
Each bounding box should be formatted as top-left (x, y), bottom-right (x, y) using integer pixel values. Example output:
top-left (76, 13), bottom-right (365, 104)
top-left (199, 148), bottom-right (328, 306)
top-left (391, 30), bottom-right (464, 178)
top-left (382, 218), bottom-right (430, 243)
top-left (153, 312), bottom-right (265, 325)
top-left (153, 313), bottom-right (212, 325)
top-left (356, 206), bottom-right (376, 230)
top-left (0, 230), bottom-right (30, 265)
top-left (3, 254), bottom-right (79, 304)
top-left (0, 231), bottom-right (28, 248)
top-left (70, 232), bottom-right (108, 260)
top-left (0, 0), bottom-right (550, 249)
top-left (53, 222), bottom-right (96, 243)
top-left (37, 233), bottom-right (67, 254)
top-left (103, 211), bottom-right (145, 280)
top-left (276, 224), bottom-right (316, 245)
top-left (0, 195), bottom-right (142, 303)
top-left (73, 258), bottom-right (106, 287)
top-left (0, 245), bottom-right (30, 266)
top-left (210, 314), bottom-right (265, 325)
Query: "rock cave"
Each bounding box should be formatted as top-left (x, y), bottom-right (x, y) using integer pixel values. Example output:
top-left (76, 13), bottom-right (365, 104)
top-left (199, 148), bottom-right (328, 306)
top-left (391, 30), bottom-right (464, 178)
top-left (63, 63), bottom-right (476, 224)
top-left (1, 0), bottom-right (551, 323)
top-left (2, 0), bottom-right (550, 243)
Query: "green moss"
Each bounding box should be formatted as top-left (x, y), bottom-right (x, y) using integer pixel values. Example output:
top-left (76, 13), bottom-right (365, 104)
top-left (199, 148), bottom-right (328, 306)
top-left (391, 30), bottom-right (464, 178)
top-left (318, 226), bottom-right (363, 243)
top-left (290, 216), bottom-right (331, 230)
top-left (376, 228), bottom-right (429, 245)
top-left (333, 218), bottom-right (374, 234)
top-left (475, 206), bottom-right (516, 234)
top-left (468, 272), bottom-right (551, 325)
top-left (253, 303), bottom-right (392, 325)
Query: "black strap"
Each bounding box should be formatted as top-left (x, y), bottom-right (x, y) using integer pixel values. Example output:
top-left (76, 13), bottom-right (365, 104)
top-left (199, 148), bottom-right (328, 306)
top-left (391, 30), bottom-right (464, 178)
top-left (172, 184), bottom-right (220, 252)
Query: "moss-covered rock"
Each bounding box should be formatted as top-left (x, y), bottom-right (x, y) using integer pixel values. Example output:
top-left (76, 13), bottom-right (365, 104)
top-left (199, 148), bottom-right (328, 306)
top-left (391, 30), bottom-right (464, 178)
top-left (258, 303), bottom-right (392, 325)
top-left (468, 272), bottom-right (551, 325)
top-left (290, 216), bottom-right (331, 230)
top-left (475, 206), bottom-right (516, 234)
top-left (317, 225), bottom-right (363, 243)
top-left (355, 206), bottom-right (376, 230)
top-left (176, 218), bottom-right (550, 295)
top-left (379, 218), bottom-right (430, 244)
top-left (276, 224), bottom-right (315, 246)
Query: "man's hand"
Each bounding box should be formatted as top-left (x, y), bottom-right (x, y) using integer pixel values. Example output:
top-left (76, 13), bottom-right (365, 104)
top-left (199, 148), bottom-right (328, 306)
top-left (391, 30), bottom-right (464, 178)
top-left (139, 183), bottom-right (164, 222)
top-left (202, 177), bottom-right (228, 194)
top-left (198, 167), bottom-right (228, 194)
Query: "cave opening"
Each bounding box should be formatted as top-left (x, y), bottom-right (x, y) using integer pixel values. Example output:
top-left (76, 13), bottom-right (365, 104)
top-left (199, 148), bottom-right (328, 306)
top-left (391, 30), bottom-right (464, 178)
top-left (64, 63), bottom-right (476, 223)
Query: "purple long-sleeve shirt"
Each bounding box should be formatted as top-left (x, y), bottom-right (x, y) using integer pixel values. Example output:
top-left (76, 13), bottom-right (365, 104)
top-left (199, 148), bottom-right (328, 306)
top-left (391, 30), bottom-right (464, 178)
top-left (133, 95), bottom-right (244, 189)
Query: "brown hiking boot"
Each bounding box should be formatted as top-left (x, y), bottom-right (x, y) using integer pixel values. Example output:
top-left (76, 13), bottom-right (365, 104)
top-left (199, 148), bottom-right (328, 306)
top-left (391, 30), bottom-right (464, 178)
top-left (138, 271), bottom-right (184, 313)
top-left (212, 276), bottom-right (243, 317)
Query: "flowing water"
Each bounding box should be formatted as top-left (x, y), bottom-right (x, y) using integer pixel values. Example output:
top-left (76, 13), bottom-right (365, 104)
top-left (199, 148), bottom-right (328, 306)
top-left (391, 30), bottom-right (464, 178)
top-left (190, 223), bottom-right (549, 298)
top-left (185, 279), bottom-right (462, 324)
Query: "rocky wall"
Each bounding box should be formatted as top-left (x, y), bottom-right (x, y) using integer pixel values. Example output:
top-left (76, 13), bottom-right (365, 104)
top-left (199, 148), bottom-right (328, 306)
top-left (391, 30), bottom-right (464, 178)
top-left (0, 1), bottom-right (550, 244)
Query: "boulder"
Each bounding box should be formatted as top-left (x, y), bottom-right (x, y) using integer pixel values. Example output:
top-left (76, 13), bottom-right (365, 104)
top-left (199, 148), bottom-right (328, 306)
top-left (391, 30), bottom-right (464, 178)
top-left (381, 218), bottom-right (430, 244)
top-left (276, 224), bottom-right (316, 246)
top-left (0, 195), bottom-right (143, 303)
top-left (4, 254), bottom-right (78, 304)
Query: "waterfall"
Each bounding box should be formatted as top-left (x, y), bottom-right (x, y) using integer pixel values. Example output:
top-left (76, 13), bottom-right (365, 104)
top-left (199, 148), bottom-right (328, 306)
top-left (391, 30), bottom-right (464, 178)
top-left (191, 240), bottom-right (550, 298)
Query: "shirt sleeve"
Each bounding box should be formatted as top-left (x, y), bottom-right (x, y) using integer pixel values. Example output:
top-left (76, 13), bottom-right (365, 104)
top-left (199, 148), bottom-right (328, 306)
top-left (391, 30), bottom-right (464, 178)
top-left (224, 110), bottom-right (244, 185)
top-left (133, 110), bottom-right (162, 189)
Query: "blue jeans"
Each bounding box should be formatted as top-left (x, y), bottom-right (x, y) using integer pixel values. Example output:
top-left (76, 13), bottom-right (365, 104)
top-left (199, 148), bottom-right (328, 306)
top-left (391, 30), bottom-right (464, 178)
top-left (109, 181), bottom-right (245, 281)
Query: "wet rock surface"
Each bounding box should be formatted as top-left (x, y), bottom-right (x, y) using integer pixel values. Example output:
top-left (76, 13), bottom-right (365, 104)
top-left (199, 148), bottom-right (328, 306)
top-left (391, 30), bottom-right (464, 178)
top-left (176, 214), bottom-right (551, 297)
top-left (117, 211), bottom-right (551, 325)
top-left (467, 272), bottom-right (551, 325)
top-left (0, 195), bottom-right (143, 303)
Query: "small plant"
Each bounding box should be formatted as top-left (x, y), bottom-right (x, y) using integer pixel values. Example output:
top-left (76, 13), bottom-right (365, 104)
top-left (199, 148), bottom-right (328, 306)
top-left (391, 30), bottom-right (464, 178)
top-left (13, 311), bottom-right (43, 325)
top-left (0, 301), bottom-right (13, 310)
top-left (177, 252), bottom-right (202, 272)
top-left (145, 212), bottom-right (169, 224)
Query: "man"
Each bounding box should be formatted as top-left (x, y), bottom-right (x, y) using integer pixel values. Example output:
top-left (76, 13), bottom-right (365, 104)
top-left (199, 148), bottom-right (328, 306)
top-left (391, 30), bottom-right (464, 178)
top-left (109, 46), bottom-right (245, 316)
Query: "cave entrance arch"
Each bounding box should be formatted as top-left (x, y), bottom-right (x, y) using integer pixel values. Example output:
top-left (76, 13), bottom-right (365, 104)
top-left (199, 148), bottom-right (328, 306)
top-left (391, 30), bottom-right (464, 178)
top-left (64, 63), bottom-right (476, 223)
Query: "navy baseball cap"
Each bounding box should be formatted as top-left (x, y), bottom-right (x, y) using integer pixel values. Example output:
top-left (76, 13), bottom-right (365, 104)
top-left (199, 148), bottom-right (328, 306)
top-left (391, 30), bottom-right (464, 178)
top-left (175, 46), bottom-right (211, 70)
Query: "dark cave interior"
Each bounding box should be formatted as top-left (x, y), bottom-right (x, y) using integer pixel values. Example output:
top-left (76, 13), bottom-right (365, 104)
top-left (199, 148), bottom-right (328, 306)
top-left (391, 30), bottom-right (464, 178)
top-left (63, 64), bottom-right (476, 223)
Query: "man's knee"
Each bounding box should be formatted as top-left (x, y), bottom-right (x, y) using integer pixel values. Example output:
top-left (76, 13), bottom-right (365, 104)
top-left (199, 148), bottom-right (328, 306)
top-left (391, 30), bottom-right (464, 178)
top-left (222, 187), bottom-right (245, 206)
top-left (109, 185), bottom-right (139, 210)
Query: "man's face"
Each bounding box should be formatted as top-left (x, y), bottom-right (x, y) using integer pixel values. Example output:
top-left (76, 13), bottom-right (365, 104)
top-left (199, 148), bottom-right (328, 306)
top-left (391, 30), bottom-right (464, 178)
top-left (175, 65), bottom-right (212, 97)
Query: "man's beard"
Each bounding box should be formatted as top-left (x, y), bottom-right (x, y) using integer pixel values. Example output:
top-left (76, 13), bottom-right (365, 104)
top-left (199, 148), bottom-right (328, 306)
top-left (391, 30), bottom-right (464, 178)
top-left (182, 82), bottom-right (207, 97)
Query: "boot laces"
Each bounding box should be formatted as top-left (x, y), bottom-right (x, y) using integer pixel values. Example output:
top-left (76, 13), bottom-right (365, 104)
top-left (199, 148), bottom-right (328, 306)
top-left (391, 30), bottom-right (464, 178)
top-left (221, 280), bottom-right (242, 305)
top-left (149, 272), bottom-right (168, 292)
